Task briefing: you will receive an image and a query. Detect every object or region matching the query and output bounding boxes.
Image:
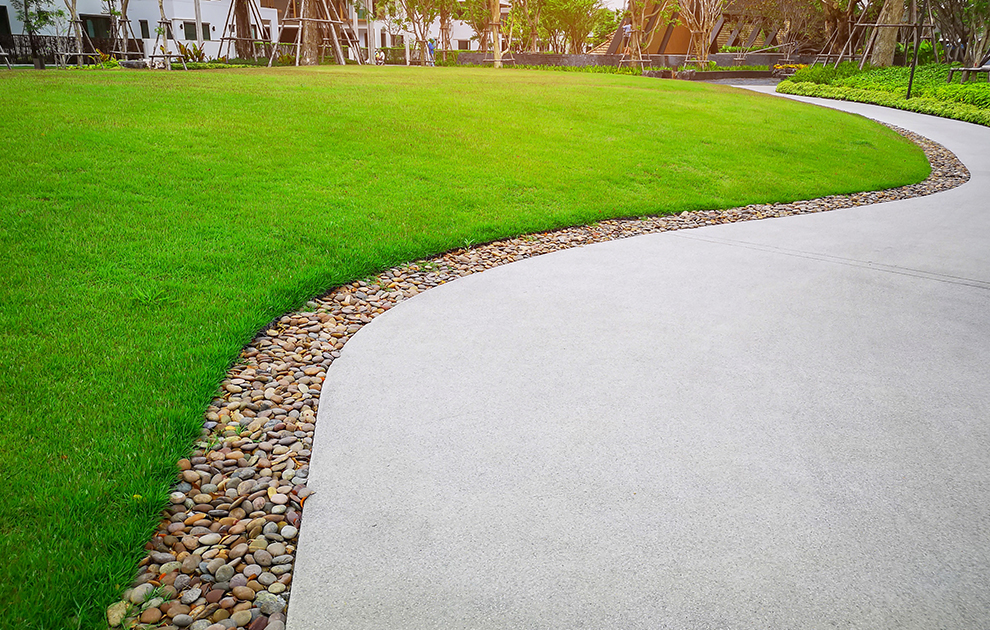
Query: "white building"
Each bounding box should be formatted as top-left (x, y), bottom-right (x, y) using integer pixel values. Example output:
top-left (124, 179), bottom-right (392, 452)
top-left (0, 0), bottom-right (484, 63)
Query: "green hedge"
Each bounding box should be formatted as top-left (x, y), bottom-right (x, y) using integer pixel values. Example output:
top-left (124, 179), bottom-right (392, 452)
top-left (780, 63), bottom-right (990, 126)
top-left (776, 80), bottom-right (990, 127)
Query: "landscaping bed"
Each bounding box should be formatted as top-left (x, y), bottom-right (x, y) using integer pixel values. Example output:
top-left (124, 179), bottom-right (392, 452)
top-left (777, 63), bottom-right (990, 127)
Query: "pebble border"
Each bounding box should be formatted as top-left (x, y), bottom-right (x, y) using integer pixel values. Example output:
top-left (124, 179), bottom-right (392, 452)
top-left (107, 124), bottom-right (969, 630)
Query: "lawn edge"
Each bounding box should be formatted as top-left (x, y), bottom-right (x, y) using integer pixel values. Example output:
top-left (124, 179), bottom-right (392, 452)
top-left (108, 121), bottom-right (968, 630)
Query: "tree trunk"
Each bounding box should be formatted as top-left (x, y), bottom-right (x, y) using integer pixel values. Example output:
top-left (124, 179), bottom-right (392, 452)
top-left (628, 0), bottom-right (643, 61)
top-left (869, 0), bottom-right (904, 67)
top-left (299, 0), bottom-right (320, 64)
top-left (62, 0), bottom-right (84, 66)
top-left (521, 0), bottom-right (536, 51)
top-left (489, 0), bottom-right (501, 67)
top-left (22, 0), bottom-right (43, 66)
top-left (233, 0), bottom-right (254, 59)
top-left (120, 0), bottom-right (133, 55)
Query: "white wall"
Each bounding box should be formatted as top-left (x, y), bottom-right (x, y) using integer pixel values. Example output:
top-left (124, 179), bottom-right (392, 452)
top-left (1, 0), bottom-right (277, 59)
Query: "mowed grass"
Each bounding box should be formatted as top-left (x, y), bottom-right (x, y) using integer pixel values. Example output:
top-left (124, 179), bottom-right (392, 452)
top-left (0, 66), bottom-right (929, 628)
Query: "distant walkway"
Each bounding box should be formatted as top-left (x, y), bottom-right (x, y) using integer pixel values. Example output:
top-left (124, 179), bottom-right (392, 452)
top-left (288, 94), bottom-right (990, 629)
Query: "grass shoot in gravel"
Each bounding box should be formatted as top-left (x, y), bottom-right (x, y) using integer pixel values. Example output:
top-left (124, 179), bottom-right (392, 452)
top-left (0, 65), bottom-right (929, 629)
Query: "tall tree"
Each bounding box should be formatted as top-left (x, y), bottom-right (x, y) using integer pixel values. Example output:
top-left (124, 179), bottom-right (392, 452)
top-left (232, 0), bottom-right (254, 59)
top-left (438, 0), bottom-right (457, 53)
top-left (460, 0), bottom-right (491, 51)
top-left (930, 0), bottom-right (989, 66)
top-left (11, 0), bottom-right (64, 67)
top-left (678, 0), bottom-right (725, 62)
top-left (544, 0), bottom-right (604, 52)
top-left (869, 0), bottom-right (905, 66)
top-left (515, 0), bottom-right (543, 50)
top-left (539, 0), bottom-right (567, 51)
top-left (589, 7), bottom-right (620, 49)
top-left (489, 0), bottom-right (503, 66)
top-left (299, 0), bottom-right (320, 64)
top-left (623, 0), bottom-right (666, 62)
top-left (755, 0), bottom-right (826, 56)
top-left (815, 0), bottom-right (861, 55)
top-left (376, 0), bottom-right (410, 47)
top-left (402, 0), bottom-right (441, 63)
top-left (60, 0), bottom-right (84, 65)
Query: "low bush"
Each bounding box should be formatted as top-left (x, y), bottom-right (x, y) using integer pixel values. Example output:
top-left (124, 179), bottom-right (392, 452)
top-left (776, 80), bottom-right (990, 126)
top-left (787, 61), bottom-right (870, 85)
top-left (779, 62), bottom-right (990, 126)
top-left (462, 62), bottom-right (653, 75)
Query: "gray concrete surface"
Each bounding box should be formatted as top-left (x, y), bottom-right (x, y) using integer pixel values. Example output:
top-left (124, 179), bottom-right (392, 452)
top-left (288, 94), bottom-right (990, 629)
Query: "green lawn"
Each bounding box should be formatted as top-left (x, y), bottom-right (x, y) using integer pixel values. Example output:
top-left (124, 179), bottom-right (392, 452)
top-left (0, 65), bottom-right (929, 629)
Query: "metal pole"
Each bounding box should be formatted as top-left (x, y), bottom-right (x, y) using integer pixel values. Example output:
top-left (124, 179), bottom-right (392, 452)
top-left (907, 0), bottom-right (925, 99)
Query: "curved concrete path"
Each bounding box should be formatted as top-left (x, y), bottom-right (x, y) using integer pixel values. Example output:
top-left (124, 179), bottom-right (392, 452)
top-left (289, 95), bottom-right (990, 629)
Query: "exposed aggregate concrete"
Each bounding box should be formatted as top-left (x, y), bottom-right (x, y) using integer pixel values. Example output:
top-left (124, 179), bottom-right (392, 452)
top-left (108, 123), bottom-right (968, 629)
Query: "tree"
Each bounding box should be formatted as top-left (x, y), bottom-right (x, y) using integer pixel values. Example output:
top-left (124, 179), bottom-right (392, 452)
top-left (460, 0), bottom-right (492, 51)
top-left (753, 0), bottom-right (826, 56)
top-left (513, 0), bottom-right (544, 51)
top-left (231, 0), bottom-right (254, 59)
top-left (539, 0), bottom-right (567, 51)
top-left (815, 0), bottom-right (861, 55)
top-left (677, 0), bottom-right (725, 62)
top-left (488, 0), bottom-right (503, 66)
top-left (589, 7), bottom-right (621, 49)
top-left (623, 0), bottom-right (654, 62)
top-left (402, 0), bottom-right (442, 64)
top-left (60, 0), bottom-right (84, 66)
top-left (376, 0), bottom-right (411, 47)
top-left (11, 0), bottom-right (65, 67)
top-left (930, 0), bottom-right (990, 66)
top-left (299, 0), bottom-right (320, 64)
top-left (543, 0), bottom-right (605, 52)
top-left (438, 0), bottom-right (456, 52)
top-left (869, 0), bottom-right (905, 66)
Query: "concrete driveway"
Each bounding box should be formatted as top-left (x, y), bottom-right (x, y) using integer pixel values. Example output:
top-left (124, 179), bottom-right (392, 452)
top-left (288, 93), bottom-right (990, 629)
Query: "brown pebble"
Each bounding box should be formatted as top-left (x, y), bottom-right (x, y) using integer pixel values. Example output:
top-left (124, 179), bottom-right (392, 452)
top-left (212, 609), bottom-right (231, 621)
top-left (140, 607), bottom-right (163, 624)
top-left (167, 603), bottom-right (191, 618)
top-left (231, 585), bottom-right (255, 601)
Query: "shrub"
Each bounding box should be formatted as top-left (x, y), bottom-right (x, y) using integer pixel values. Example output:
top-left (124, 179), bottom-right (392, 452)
top-left (776, 80), bottom-right (990, 127)
top-left (788, 61), bottom-right (867, 85)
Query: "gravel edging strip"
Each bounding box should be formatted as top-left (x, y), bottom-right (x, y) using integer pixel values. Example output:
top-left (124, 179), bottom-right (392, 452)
top-left (107, 123), bottom-right (968, 630)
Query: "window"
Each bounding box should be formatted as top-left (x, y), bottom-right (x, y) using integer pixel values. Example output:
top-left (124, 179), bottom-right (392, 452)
top-left (0, 6), bottom-right (11, 37)
top-left (458, 39), bottom-right (469, 50)
top-left (82, 15), bottom-right (112, 39)
top-left (183, 22), bottom-right (211, 40)
top-left (381, 32), bottom-right (386, 48)
top-left (139, 19), bottom-right (149, 39)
